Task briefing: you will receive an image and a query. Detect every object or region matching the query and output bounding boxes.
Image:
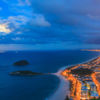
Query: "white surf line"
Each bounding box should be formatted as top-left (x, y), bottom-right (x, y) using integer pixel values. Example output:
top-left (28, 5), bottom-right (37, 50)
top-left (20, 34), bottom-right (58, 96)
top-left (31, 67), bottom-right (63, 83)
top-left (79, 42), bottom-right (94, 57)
top-left (47, 71), bottom-right (70, 100)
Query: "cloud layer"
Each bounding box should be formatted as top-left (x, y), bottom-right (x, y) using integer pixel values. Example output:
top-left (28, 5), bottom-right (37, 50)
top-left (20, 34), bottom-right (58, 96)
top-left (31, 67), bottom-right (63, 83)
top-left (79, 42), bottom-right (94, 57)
top-left (0, 0), bottom-right (100, 50)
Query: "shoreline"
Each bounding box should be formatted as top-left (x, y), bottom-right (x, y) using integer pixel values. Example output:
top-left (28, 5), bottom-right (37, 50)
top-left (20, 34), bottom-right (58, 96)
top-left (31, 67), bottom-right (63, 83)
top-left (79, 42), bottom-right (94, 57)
top-left (47, 72), bottom-right (69, 100)
top-left (57, 55), bottom-right (99, 72)
top-left (61, 56), bottom-right (100, 100)
top-left (48, 56), bottom-right (99, 100)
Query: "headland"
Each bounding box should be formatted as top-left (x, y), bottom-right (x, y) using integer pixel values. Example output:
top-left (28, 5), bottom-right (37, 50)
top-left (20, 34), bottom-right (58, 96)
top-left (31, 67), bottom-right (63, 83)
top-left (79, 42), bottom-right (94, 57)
top-left (61, 57), bottom-right (100, 100)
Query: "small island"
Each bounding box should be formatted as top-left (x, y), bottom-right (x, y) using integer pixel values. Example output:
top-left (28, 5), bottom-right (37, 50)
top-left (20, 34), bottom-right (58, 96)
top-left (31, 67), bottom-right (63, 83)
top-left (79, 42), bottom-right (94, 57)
top-left (13, 60), bottom-right (29, 66)
top-left (61, 57), bottom-right (100, 100)
top-left (10, 71), bottom-right (43, 76)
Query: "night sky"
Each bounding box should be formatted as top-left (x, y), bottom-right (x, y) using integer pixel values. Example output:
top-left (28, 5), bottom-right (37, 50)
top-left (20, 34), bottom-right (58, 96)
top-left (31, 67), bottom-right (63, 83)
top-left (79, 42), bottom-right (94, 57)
top-left (0, 0), bottom-right (100, 50)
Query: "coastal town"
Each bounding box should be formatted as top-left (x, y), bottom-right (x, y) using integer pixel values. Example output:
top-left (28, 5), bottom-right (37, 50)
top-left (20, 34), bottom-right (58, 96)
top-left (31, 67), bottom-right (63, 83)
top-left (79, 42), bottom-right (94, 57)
top-left (61, 57), bottom-right (100, 100)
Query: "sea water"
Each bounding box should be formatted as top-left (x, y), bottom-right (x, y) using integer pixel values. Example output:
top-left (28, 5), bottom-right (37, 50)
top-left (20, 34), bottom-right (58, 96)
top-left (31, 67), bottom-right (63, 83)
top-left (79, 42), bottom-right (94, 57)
top-left (0, 50), bottom-right (99, 100)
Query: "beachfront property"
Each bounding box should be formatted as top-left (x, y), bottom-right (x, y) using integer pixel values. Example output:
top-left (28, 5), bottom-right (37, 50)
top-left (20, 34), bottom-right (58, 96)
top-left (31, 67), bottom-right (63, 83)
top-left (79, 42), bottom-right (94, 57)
top-left (61, 57), bottom-right (100, 100)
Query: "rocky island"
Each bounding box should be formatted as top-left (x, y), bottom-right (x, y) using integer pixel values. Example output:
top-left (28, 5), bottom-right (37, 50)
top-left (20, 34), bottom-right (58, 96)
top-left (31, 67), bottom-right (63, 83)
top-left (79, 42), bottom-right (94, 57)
top-left (13, 60), bottom-right (29, 66)
top-left (11, 60), bottom-right (44, 76)
top-left (10, 71), bottom-right (43, 76)
top-left (61, 57), bottom-right (100, 100)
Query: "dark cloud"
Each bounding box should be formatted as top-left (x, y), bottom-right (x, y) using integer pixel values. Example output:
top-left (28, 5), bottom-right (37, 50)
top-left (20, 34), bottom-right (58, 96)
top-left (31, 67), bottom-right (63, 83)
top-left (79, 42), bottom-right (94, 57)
top-left (28, 0), bottom-right (100, 33)
top-left (28, 0), bottom-right (100, 46)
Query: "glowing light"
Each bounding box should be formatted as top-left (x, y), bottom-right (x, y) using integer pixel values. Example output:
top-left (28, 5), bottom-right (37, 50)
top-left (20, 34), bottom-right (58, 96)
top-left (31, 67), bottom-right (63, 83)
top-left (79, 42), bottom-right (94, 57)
top-left (0, 24), bottom-right (11, 34)
top-left (61, 57), bottom-right (100, 100)
top-left (82, 49), bottom-right (100, 52)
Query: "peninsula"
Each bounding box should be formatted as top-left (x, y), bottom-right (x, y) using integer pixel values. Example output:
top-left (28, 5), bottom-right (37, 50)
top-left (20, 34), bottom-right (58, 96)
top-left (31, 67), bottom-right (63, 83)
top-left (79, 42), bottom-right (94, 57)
top-left (61, 57), bottom-right (100, 100)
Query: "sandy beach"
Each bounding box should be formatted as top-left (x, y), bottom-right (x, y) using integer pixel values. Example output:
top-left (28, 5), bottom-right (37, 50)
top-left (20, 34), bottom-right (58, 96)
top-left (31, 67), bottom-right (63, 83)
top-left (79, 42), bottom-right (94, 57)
top-left (47, 71), bottom-right (69, 100)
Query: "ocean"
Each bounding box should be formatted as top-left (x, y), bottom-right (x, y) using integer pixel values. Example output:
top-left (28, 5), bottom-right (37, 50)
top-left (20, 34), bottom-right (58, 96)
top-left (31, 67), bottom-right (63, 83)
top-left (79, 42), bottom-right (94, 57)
top-left (0, 50), bottom-right (99, 100)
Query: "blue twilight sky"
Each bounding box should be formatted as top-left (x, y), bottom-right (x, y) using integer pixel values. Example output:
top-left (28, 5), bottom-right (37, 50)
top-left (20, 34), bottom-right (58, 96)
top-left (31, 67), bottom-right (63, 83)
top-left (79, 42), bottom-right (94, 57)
top-left (0, 0), bottom-right (100, 50)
